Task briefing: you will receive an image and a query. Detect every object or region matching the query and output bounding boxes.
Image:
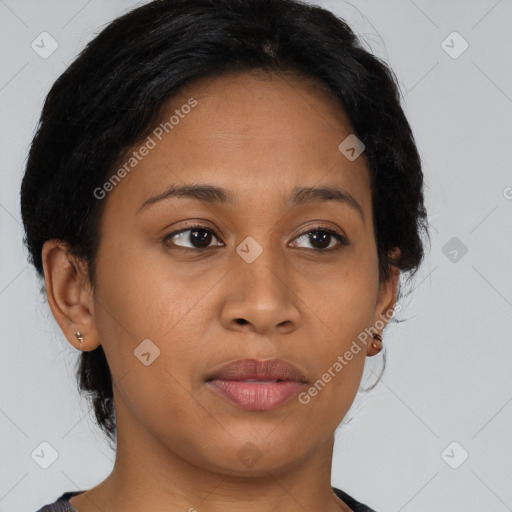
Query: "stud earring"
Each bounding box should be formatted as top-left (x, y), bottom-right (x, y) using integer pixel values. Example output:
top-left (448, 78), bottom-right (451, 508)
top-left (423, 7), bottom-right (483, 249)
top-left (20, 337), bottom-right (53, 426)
top-left (371, 333), bottom-right (382, 352)
top-left (73, 331), bottom-right (84, 345)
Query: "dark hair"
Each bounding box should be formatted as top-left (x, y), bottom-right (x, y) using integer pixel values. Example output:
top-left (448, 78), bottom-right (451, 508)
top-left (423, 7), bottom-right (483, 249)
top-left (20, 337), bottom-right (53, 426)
top-left (21, 0), bottom-right (429, 444)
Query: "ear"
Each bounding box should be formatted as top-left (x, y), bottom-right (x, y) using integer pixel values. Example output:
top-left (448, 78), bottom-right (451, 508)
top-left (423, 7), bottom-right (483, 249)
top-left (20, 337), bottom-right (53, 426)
top-left (367, 247), bottom-right (401, 355)
top-left (41, 239), bottom-right (101, 352)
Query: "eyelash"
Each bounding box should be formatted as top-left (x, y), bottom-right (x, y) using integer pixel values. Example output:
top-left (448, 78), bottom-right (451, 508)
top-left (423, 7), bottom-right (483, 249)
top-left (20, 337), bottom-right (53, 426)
top-left (162, 223), bottom-right (349, 253)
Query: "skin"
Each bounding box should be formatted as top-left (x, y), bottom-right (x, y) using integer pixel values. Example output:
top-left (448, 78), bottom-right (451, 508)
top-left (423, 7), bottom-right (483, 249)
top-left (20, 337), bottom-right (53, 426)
top-left (42, 70), bottom-right (400, 512)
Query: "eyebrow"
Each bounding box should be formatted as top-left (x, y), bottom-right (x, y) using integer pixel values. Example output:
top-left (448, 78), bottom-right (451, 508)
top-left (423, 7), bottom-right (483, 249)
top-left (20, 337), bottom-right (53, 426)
top-left (137, 183), bottom-right (364, 222)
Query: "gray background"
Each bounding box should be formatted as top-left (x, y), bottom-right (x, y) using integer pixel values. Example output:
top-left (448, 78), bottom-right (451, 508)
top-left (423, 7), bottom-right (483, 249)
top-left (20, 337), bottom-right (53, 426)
top-left (1, 1), bottom-right (511, 511)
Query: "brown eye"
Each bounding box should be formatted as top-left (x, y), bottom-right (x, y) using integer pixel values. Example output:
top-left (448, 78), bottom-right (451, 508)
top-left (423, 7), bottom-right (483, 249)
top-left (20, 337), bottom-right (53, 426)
top-left (292, 227), bottom-right (348, 252)
top-left (164, 225), bottom-right (223, 249)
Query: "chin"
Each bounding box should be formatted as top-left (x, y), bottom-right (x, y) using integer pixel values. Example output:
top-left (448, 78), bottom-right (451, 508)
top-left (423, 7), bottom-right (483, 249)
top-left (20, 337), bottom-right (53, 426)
top-left (186, 436), bottom-right (312, 477)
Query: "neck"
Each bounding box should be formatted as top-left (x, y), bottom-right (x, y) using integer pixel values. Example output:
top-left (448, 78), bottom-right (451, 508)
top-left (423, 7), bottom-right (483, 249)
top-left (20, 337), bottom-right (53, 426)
top-left (70, 396), bottom-right (352, 512)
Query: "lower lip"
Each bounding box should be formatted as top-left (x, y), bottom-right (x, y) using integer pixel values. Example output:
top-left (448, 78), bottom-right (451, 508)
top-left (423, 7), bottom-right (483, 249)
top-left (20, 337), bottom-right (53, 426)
top-left (206, 379), bottom-right (305, 411)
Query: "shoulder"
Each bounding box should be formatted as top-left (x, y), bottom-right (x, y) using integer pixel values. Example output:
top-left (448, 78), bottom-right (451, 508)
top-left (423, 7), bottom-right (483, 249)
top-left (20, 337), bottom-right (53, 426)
top-left (332, 486), bottom-right (378, 512)
top-left (35, 491), bottom-right (84, 512)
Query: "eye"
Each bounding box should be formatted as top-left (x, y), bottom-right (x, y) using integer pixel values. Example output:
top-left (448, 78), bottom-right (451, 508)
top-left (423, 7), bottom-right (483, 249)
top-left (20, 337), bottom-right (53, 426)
top-left (291, 227), bottom-right (349, 252)
top-left (163, 224), bottom-right (224, 250)
top-left (162, 224), bottom-right (348, 252)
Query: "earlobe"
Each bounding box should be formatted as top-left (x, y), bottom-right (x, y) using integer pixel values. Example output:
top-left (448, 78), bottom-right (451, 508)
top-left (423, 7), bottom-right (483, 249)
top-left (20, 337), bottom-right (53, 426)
top-left (367, 248), bottom-right (401, 357)
top-left (41, 240), bottom-right (100, 352)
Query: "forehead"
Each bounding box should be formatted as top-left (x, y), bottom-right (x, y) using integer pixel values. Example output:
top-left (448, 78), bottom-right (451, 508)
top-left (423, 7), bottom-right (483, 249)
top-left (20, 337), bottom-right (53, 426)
top-left (102, 70), bottom-right (371, 217)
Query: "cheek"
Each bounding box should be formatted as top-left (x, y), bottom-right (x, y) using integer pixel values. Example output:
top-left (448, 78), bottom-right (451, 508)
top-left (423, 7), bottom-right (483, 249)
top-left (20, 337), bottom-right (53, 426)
top-left (296, 246), bottom-right (379, 405)
top-left (91, 233), bottom-right (219, 379)
top-left (306, 244), bottom-right (379, 339)
top-left (90, 242), bottom-right (210, 433)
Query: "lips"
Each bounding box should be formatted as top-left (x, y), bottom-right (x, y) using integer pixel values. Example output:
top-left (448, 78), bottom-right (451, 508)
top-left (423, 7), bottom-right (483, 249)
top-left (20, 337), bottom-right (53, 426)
top-left (205, 358), bottom-right (307, 411)
top-left (205, 358), bottom-right (307, 383)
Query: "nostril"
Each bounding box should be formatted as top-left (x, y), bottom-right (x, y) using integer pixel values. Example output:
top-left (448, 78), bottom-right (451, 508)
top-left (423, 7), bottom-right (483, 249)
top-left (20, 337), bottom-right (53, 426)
top-left (236, 318), bottom-right (248, 325)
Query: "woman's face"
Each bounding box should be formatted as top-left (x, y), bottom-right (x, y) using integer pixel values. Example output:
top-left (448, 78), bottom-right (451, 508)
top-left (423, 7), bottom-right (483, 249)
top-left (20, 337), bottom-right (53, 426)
top-left (61, 71), bottom-right (398, 474)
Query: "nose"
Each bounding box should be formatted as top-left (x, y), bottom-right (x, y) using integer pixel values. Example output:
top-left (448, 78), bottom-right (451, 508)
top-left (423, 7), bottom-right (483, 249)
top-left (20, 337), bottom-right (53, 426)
top-left (219, 242), bottom-right (301, 336)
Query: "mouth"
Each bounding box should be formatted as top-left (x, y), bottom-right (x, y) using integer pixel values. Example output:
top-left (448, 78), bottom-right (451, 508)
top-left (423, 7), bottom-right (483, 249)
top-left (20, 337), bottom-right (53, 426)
top-left (205, 358), bottom-right (307, 411)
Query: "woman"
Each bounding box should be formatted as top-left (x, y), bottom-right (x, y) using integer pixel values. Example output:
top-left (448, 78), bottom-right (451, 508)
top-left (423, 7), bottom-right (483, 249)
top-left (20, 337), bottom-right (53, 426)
top-left (22, 0), bottom-right (429, 510)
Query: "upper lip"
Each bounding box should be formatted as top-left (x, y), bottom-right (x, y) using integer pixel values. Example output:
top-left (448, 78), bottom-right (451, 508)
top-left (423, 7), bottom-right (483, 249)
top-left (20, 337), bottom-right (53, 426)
top-left (206, 358), bottom-right (307, 383)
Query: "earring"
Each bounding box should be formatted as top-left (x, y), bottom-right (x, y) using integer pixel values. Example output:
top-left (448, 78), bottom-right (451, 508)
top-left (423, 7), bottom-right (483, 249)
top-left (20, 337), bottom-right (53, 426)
top-left (73, 331), bottom-right (84, 345)
top-left (371, 333), bottom-right (382, 352)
